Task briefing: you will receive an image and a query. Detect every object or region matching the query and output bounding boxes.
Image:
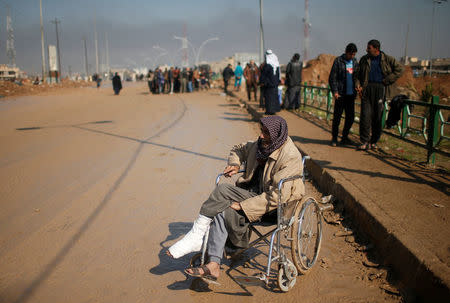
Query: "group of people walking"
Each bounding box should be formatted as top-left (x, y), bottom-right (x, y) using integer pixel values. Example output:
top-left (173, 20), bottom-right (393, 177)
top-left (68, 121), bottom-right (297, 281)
top-left (147, 67), bottom-right (211, 95)
top-left (223, 50), bottom-right (305, 116)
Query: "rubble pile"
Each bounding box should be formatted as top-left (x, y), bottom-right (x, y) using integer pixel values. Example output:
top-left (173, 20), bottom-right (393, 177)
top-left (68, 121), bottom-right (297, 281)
top-left (0, 78), bottom-right (92, 99)
top-left (302, 54), bottom-right (336, 86)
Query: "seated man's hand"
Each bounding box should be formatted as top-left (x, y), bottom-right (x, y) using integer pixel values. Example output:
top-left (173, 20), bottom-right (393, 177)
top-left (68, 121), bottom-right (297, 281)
top-left (223, 165), bottom-right (239, 177)
top-left (230, 202), bottom-right (242, 211)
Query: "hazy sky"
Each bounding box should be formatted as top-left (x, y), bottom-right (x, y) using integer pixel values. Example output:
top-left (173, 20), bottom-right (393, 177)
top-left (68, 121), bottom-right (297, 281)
top-left (0, 0), bottom-right (449, 75)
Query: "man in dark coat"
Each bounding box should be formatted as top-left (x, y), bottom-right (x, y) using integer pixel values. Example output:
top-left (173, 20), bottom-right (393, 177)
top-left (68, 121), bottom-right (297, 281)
top-left (328, 43), bottom-right (358, 146)
top-left (260, 50), bottom-right (281, 115)
top-left (222, 64), bottom-right (234, 94)
top-left (284, 53), bottom-right (303, 110)
top-left (355, 39), bottom-right (403, 150)
top-left (112, 72), bottom-right (122, 95)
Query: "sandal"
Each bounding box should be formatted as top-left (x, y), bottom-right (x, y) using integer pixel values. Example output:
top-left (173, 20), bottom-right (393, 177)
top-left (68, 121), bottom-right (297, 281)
top-left (184, 265), bottom-right (220, 285)
top-left (357, 143), bottom-right (369, 151)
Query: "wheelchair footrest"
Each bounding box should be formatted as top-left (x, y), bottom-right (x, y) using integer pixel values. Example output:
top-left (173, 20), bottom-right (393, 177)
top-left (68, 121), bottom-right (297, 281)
top-left (234, 274), bottom-right (267, 287)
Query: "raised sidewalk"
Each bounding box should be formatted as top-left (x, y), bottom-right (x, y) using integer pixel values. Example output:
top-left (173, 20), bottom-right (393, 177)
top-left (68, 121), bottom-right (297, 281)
top-left (231, 92), bottom-right (449, 301)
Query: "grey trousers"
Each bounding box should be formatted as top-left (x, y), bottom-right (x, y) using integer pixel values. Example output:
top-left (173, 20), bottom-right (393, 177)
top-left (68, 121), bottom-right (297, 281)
top-left (207, 211), bottom-right (228, 264)
top-left (200, 183), bottom-right (258, 264)
top-left (360, 83), bottom-right (385, 144)
top-left (285, 85), bottom-right (301, 109)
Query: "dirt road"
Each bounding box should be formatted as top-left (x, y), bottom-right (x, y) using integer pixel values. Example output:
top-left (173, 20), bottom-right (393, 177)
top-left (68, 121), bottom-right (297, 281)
top-left (0, 84), bottom-right (401, 302)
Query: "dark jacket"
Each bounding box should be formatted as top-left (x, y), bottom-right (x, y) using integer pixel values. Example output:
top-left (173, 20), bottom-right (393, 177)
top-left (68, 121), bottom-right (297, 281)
top-left (286, 60), bottom-right (303, 87)
top-left (112, 75), bottom-right (122, 90)
top-left (260, 64), bottom-right (280, 89)
top-left (223, 66), bottom-right (234, 81)
top-left (355, 51), bottom-right (403, 99)
top-left (386, 94), bottom-right (408, 128)
top-left (328, 54), bottom-right (358, 96)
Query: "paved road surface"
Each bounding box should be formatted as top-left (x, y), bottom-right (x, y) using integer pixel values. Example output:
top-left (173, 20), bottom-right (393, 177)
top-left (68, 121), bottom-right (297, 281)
top-left (0, 85), bottom-right (401, 302)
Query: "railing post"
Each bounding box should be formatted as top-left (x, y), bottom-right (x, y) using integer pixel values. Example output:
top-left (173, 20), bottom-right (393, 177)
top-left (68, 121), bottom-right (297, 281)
top-left (401, 103), bottom-right (408, 137)
top-left (427, 96), bottom-right (440, 165)
top-left (326, 85), bottom-right (332, 121)
top-left (381, 101), bottom-right (387, 129)
top-left (303, 81), bottom-right (307, 108)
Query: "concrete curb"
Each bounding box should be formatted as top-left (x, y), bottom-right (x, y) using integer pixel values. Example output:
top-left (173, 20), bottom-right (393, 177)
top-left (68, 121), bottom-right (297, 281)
top-left (231, 94), bottom-right (449, 302)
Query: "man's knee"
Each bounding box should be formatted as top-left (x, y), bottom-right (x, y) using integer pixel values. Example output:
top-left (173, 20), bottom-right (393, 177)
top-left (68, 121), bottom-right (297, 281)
top-left (215, 183), bottom-right (234, 195)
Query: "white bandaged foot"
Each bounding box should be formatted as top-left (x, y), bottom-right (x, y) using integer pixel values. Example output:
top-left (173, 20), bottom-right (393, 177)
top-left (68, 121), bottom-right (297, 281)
top-left (168, 214), bottom-right (212, 259)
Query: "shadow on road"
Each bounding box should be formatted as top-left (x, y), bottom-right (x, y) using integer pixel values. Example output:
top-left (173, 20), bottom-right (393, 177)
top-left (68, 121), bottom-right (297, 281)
top-left (291, 135), bottom-right (331, 146)
top-left (11, 98), bottom-right (189, 303)
top-left (221, 117), bottom-right (254, 122)
top-left (13, 142), bottom-right (146, 303)
top-left (149, 222), bottom-right (193, 276)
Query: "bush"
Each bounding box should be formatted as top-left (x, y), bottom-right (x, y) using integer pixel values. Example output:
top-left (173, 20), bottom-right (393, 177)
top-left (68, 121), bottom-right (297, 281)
top-left (421, 82), bottom-right (433, 103)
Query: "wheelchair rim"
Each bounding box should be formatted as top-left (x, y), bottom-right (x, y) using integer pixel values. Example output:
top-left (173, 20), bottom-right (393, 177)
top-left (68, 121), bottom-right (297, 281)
top-left (297, 198), bottom-right (322, 270)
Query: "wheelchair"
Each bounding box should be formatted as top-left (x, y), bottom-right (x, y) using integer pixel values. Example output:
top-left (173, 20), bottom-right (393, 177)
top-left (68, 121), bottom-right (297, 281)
top-left (189, 156), bottom-right (331, 292)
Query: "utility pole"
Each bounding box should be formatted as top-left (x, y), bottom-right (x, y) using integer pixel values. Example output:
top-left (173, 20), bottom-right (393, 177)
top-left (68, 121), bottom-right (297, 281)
top-left (303, 0), bottom-right (311, 62)
top-left (83, 37), bottom-right (89, 79)
top-left (105, 32), bottom-right (110, 74)
top-left (94, 15), bottom-right (99, 75)
top-left (6, 5), bottom-right (16, 67)
top-left (51, 18), bottom-right (62, 82)
top-left (429, 0), bottom-right (448, 77)
top-left (182, 24), bottom-right (188, 67)
top-left (259, 0), bottom-right (264, 64)
top-left (403, 0), bottom-right (411, 65)
top-left (39, 0), bottom-right (47, 82)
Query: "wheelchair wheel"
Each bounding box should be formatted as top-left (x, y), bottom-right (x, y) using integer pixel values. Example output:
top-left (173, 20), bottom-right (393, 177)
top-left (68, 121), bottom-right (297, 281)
top-left (291, 197), bottom-right (323, 274)
top-left (277, 259), bottom-right (297, 292)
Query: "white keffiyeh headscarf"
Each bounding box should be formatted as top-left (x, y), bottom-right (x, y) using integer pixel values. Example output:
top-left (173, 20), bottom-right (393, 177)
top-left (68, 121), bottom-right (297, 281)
top-left (265, 49), bottom-right (279, 75)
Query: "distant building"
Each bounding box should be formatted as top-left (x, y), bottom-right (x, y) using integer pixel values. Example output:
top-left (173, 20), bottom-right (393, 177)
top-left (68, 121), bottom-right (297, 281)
top-left (404, 56), bottom-right (450, 73)
top-left (0, 65), bottom-right (22, 81)
top-left (233, 52), bottom-right (259, 67)
top-left (209, 56), bottom-right (234, 74)
top-left (209, 52), bottom-right (259, 75)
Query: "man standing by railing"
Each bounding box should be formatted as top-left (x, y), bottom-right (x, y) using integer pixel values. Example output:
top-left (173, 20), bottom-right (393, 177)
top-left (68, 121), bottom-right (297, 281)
top-left (329, 44), bottom-right (358, 147)
top-left (355, 39), bottom-right (403, 150)
top-left (284, 53), bottom-right (303, 110)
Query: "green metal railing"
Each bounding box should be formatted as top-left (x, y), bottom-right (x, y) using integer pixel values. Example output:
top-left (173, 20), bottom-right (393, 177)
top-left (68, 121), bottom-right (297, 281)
top-left (300, 82), bottom-right (450, 165)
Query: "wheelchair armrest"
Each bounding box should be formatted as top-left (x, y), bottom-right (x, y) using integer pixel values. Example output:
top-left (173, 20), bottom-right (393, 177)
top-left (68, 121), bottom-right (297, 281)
top-left (215, 169), bottom-right (246, 185)
top-left (277, 175), bottom-right (303, 192)
top-left (277, 155), bottom-right (310, 205)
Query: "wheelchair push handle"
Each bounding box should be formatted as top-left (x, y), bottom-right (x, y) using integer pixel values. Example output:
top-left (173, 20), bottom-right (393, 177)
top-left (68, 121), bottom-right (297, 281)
top-left (277, 155), bottom-right (309, 192)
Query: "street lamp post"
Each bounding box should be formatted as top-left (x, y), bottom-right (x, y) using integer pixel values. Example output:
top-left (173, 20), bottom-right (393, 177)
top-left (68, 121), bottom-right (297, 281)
top-left (195, 37), bottom-right (219, 66)
top-left (429, 0), bottom-right (447, 77)
top-left (174, 36), bottom-right (219, 67)
top-left (152, 52), bottom-right (168, 69)
top-left (153, 45), bottom-right (174, 67)
top-left (174, 35), bottom-right (197, 67)
top-left (39, 0), bottom-right (47, 82)
top-left (259, 0), bottom-right (265, 64)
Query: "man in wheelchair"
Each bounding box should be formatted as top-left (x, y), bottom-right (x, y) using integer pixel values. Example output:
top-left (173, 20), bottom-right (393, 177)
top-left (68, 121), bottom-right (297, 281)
top-left (167, 116), bottom-right (305, 282)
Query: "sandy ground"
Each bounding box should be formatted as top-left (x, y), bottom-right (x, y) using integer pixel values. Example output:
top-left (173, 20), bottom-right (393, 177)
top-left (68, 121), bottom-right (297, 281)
top-left (0, 84), bottom-right (402, 302)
